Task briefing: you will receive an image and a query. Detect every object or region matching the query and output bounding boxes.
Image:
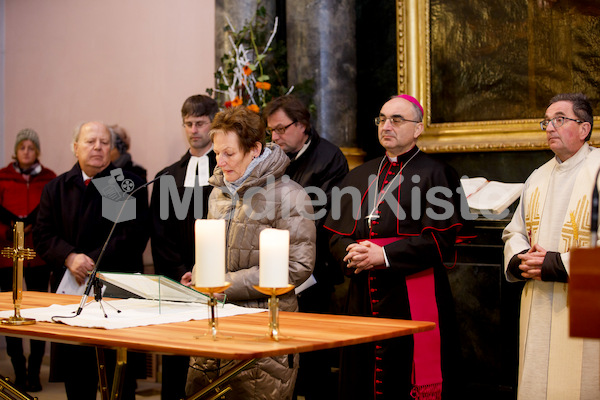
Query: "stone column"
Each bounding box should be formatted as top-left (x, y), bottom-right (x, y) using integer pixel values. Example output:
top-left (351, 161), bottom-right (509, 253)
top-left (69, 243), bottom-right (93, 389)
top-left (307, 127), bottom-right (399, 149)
top-left (286, 0), bottom-right (358, 150)
top-left (215, 0), bottom-right (277, 76)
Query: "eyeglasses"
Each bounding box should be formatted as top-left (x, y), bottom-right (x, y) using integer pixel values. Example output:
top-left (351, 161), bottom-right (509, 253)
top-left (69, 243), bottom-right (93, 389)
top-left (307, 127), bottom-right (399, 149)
top-left (375, 115), bottom-right (420, 127)
top-left (183, 120), bottom-right (210, 129)
top-left (539, 116), bottom-right (584, 131)
top-left (266, 120), bottom-right (296, 136)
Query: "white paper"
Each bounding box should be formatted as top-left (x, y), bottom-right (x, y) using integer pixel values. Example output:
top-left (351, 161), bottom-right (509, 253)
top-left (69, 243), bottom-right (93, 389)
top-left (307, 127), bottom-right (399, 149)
top-left (295, 274), bottom-right (317, 294)
top-left (460, 177), bottom-right (523, 214)
top-left (460, 177), bottom-right (489, 198)
top-left (56, 270), bottom-right (88, 295)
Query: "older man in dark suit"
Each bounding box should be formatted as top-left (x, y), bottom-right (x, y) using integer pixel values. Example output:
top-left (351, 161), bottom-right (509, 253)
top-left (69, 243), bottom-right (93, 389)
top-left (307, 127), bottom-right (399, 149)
top-left (34, 121), bottom-right (149, 400)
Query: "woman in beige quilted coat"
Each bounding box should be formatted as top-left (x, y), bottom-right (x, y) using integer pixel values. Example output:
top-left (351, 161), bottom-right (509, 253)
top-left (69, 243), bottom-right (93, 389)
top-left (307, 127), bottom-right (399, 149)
top-left (182, 106), bottom-right (316, 399)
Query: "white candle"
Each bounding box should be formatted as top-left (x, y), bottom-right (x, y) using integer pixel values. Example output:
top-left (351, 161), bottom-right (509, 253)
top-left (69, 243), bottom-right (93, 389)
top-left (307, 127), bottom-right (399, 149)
top-left (194, 219), bottom-right (226, 287)
top-left (259, 229), bottom-right (290, 288)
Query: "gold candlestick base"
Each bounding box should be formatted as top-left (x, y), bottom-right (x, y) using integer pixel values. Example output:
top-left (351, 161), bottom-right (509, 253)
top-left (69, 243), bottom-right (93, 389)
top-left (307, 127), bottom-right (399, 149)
top-left (1, 315), bottom-right (35, 326)
top-left (193, 282), bottom-right (231, 340)
top-left (253, 284), bottom-right (295, 341)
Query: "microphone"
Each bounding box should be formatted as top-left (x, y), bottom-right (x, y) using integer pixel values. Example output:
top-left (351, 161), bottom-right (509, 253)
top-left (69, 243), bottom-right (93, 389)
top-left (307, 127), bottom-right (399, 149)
top-left (74, 171), bottom-right (168, 316)
top-left (591, 167), bottom-right (600, 248)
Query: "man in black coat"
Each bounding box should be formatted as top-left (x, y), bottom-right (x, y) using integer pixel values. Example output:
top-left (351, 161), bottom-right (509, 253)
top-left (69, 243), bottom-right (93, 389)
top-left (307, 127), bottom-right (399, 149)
top-left (264, 95), bottom-right (349, 399)
top-left (33, 121), bottom-right (149, 400)
top-left (150, 94), bottom-right (219, 400)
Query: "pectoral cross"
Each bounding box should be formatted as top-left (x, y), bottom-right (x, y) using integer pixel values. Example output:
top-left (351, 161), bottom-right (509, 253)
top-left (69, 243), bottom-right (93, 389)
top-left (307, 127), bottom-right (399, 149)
top-left (1, 221), bottom-right (36, 325)
top-left (366, 213), bottom-right (380, 230)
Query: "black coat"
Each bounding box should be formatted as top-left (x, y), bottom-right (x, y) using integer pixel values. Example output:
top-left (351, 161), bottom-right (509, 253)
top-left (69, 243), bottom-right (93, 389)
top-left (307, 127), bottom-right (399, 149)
top-left (285, 129), bottom-right (349, 229)
top-left (33, 162), bottom-right (149, 291)
top-left (285, 130), bottom-right (348, 297)
top-left (32, 162), bottom-right (149, 398)
top-left (150, 151), bottom-right (217, 281)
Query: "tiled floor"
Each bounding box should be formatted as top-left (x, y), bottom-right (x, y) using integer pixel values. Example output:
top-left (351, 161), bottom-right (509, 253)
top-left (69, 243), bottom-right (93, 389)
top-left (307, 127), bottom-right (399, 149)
top-left (0, 344), bottom-right (161, 400)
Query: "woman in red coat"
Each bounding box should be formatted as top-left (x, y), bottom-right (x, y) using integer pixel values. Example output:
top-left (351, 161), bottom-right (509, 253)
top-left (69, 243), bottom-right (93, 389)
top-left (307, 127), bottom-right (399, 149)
top-left (0, 128), bottom-right (56, 392)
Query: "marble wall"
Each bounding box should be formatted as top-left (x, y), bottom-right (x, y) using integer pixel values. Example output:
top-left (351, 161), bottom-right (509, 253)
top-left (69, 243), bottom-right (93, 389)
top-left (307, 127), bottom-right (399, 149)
top-left (287, 0), bottom-right (357, 146)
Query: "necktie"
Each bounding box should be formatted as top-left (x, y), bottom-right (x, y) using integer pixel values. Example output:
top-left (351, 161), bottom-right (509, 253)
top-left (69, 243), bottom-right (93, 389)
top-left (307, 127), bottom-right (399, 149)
top-left (84, 178), bottom-right (91, 186)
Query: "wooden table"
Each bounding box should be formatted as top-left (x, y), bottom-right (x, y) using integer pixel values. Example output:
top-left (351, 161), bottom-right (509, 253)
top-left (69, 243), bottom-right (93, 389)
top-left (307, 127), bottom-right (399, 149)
top-left (570, 247), bottom-right (600, 339)
top-left (0, 292), bottom-right (435, 399)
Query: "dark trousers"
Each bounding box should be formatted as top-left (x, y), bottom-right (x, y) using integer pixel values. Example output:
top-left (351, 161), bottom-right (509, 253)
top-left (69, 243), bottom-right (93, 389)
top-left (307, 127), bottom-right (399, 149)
top-left (51, 343), bottom-right (141, 400)
top-left (339, 337), bottom-right (413, 400)
top-left (161, 355), bottom-right (189, 400)
top-left (294, 283), bottom-right (339, 400)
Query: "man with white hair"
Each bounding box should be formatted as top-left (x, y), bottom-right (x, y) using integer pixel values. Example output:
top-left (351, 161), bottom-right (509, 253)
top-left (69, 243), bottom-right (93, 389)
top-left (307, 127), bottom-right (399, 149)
top-left (33, 121), bottom-right (149, 400)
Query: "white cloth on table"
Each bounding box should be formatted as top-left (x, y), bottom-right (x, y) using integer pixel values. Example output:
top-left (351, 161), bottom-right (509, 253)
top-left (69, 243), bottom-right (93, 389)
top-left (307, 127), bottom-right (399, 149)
top-left (0, 298), bottom-right (264, 329)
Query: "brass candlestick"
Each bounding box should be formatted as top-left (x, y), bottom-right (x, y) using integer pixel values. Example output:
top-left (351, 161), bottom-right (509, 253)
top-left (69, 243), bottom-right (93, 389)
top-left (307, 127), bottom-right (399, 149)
top-left (1, 222), bottom-right (36, 325)
top-left (253, 284), bottom-right (295, 341)
top-left (193, 282), bottom-right (231, 340)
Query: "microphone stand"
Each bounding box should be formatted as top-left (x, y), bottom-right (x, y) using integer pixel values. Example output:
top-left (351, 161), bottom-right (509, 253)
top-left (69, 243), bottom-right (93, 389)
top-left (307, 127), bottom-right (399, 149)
top-left (74, 172), bottom-right (168, 317)
top-left (91, 274), bottom-right (121, 318)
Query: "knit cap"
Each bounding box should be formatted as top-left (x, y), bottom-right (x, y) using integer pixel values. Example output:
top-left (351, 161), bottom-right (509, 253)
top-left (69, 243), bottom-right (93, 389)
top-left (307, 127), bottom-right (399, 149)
top-left (15, 128), bottom-right (40, 154)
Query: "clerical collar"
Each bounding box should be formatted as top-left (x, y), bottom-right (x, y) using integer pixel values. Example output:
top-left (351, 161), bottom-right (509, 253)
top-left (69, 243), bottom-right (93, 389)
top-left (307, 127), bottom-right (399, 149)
top-left (555, 142), bottom-right (589, 170)
top-left (189, 145), bottom-right (213, 158)
top-left (184, 151), bottom-right (211, 188)
top-left (386, 145), bottom-right (419, 164)
top-left (367, 147), bottom-right (421, 230)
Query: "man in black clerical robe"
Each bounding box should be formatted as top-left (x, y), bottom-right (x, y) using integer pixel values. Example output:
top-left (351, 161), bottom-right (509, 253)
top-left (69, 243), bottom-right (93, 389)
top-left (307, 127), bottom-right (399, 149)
top-left (150, 94), bottom-right (219, 400)
top-left (324, 95), bottom-right (464, 400)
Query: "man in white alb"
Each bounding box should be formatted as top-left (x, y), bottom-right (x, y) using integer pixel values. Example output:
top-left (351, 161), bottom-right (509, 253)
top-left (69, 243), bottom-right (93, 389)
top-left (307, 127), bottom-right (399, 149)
top-left (503, 92), bottom-right (600, 400)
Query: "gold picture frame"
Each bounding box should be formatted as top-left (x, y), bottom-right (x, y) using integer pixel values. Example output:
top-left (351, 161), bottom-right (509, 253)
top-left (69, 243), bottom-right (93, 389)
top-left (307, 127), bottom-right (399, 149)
top-left (397, 0), bottom-right (600, 152)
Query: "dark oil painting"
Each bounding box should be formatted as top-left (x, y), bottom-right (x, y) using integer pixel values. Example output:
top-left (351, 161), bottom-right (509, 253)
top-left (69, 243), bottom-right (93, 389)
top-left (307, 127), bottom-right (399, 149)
top-left (429, 0), bottom-right (600, 124)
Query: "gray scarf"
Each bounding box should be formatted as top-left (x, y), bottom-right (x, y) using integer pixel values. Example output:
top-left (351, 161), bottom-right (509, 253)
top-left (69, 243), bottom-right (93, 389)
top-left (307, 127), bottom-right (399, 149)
top-left (224, 147), bottom-right (272, 195)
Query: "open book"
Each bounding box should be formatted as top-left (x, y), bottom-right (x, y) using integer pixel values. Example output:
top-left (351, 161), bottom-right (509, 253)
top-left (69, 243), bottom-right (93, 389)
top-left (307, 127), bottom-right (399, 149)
top-left (98, 272), bottom-right (209, 304)
top-left (460, 177), bottom-right (524, 214)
